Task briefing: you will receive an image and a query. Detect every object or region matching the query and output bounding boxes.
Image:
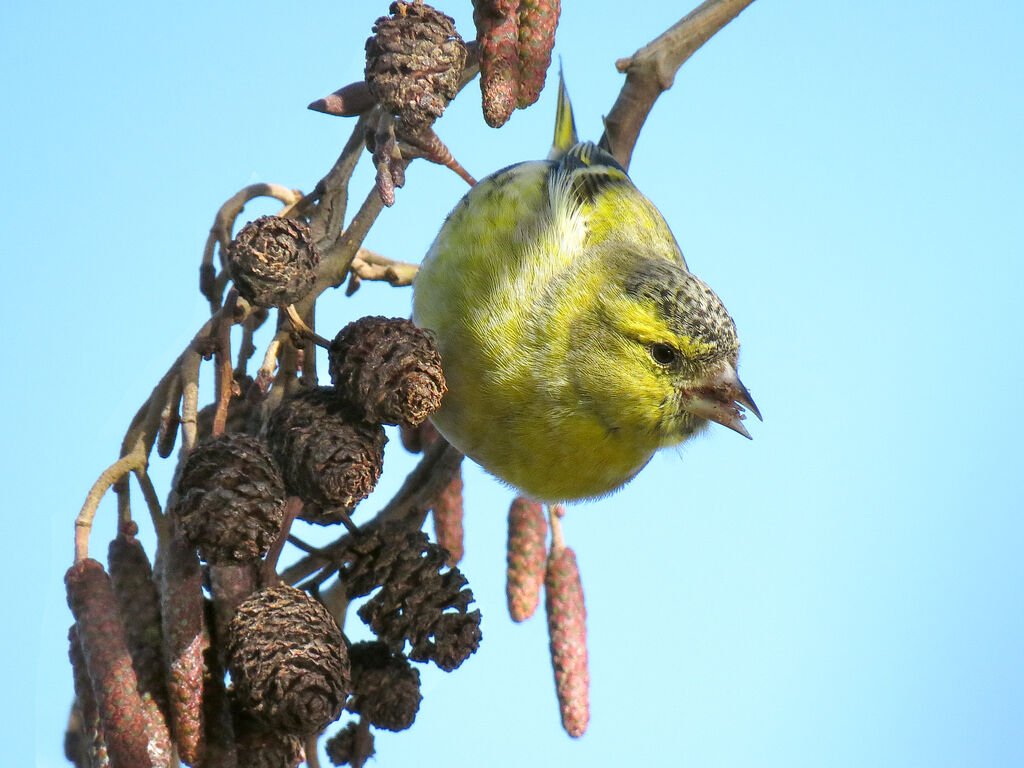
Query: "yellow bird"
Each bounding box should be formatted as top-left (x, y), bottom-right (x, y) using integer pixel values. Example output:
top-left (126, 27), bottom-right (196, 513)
top-left (413, 77), bottom-right (759, 502)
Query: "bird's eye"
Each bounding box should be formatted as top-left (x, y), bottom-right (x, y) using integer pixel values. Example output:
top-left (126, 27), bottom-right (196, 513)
top-left (649, 343), bottom-right (678, 366)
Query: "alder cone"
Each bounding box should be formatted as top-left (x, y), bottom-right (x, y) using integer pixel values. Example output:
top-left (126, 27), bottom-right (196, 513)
top-left (346, 641), bottom-right (421, 732)
top-left (365, 1), bottom-right (467, 131)
top-left (329, 316), bottom-right (445, 428)
top-left (226, 585), bottom-right (351, 735)
top-left (233, 708), bottom-right (304, 768)
top-left (171, 433), bottom-right (286, 564)
top-left (227, 215), bottom-right (318, 308)
top-left (266, 387), bottom-right (386, 524)
top-left (325, 721), bottom-right (375, 768)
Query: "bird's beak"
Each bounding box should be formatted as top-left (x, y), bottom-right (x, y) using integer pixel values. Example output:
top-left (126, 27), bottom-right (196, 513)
top-left (679, 361), bottom-right (761, 439)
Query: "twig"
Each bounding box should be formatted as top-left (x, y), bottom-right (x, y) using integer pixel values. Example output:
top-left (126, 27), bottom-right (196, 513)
top-left (236, 307), bottom-right (269, 377)
top-left (599, 0), bottom-right (757, 170)
top-left (179, 350), bottom-right (201, 453)
top-left (75, 454), bottom-right (146, 562)
top-left (262, 497), bottom-right (304, 585)
top-left (133, 468), bottom-right (169, 546)
top-left (349, 248), bottom-right (419, 288)
top-left (256, 333), bottom-right (285, 393)
top-left (285, 304), bottom-right (332, 349)
top-left (212, 290), bottom-right (239, 438)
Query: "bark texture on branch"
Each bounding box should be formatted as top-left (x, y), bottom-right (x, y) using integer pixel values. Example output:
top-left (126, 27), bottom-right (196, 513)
top-left (600, 0), bottom-right (756, 170)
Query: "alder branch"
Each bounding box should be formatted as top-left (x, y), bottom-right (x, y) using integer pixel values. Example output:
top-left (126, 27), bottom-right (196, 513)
top-left (600, 0), bottom-right (757, 170)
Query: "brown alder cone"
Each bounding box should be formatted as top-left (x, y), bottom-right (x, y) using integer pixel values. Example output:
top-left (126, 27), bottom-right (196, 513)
top-left (159, 533), bottom-right (210, 765)
top-left (516, 0), bottom-right (560, 107)
top-left (65, 559), bottom-right (174, 768)
top-left (365, 1), bottom-right (467, 132)
top-left (171, 433), bottom-right (286, 564)
top-left (107, 532), bottom-right (168, 714)
top-left (68, 625), bottom-right (109, 768)
top-left (506, 496), bottom-right (547, 622)
top-left (545, 545), bottom-right (589, 738)
top-left (346, 641), bottom-right (422, 732)
top-left (325, 720), bottom-right (375, 768)
top-left (233, 708), bottom-right (304, 768)
top-left (473, 0), bottom-right (520, 127)
top-left (343, 522), bottom-right (482, 671)
top-left (266, 387), bottom-right (386, 525)
top-left (431, 466), bottom-right (464, 566)
top-left (328, 316), bottom-right (445, 428)
top-left (226, 585), bottom-right (351, 735)
top-left (226, 215), bottom-right (319, 308)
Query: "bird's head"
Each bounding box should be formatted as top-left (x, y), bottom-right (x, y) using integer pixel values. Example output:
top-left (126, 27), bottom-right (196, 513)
top-left (567, 257), bottom-right (760, 445)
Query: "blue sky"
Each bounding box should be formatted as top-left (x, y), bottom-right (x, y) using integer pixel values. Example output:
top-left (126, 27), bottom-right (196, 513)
top-left (3, 1), bottom-right (1022, 766)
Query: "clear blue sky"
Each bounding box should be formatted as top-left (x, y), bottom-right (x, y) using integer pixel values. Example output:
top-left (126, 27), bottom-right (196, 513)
top-left (3, 2), bottom-right (1022, 766)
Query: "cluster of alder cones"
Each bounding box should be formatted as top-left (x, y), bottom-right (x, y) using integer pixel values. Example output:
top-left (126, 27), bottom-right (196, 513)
top-left (64, 3), bottom-right (591, 766)
top-left (64, 213), bottom-right (480, 768)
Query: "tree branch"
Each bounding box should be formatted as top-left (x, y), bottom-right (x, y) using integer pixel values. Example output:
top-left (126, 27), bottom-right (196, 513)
top-left (599, 0), bottom-right (757, 170)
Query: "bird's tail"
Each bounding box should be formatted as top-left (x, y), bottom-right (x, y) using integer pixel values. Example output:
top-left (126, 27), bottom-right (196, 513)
top-left (548, 68), bottom-right (578, 161)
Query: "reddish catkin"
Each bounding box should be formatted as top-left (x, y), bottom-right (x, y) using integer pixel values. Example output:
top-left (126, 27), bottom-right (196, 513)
top-left (68, 624), bottom-right (109, 768)
top-left (516, 0), bottom-right (560, 108)
top-left (65, 559), bottom-right (174, 767)
top-left (473, 0), bottom-right (520, 127)
top-left (545, 545), bottom-right (589, 738)
top-left (506, 497), bottom-right (548, 622)
top-left (108, 533), bottom-right (168, 713)
top-left (159, 533), bottom-right (210, 765)
top-left (432, 467), bottom-right (465, 566)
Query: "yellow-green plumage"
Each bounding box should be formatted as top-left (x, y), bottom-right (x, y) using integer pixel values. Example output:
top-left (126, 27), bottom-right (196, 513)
top-left (413, 77), bottom-right (758, 502)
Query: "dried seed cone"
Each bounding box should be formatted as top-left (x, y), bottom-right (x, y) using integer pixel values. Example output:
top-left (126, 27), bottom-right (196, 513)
top-left (159, 534), bottom-right (210, 766)
top-left (347, 642), bottom-right (422, 732)
top-left (233, 709), bottom-right (304, 768)
top-left (545, 546), bottom-right (589, 738)
top-left (348, 522), bottom-right (482, 671)
top-left (506, 497), bottom-right (547, 622)
top-left (473, 0), bottom-right (520, 127)
top-left (227, 585), bottom-right (351, 735)
top-left (329, 316), bottom-right (445, 427)
top-left (432, 467), bottom-right (464, 566)
top-left (68, 625), bottom-right (108, 768)
top-left (227, 215), bottom-right (319, 308)
top-left (266, 387), bottom-right (386, 524)
top-left (517, 0), bottom-right (560, 107)
top-left (108, 533), bottom-right (168, 713)
top-left (365, 1), bottom-right (467, 132)
top-left (326, 720), bottom-right (375, 768)
top-left (172, 433), bottom-right (286, 564)
top-left (65, 559), bottom-right (174, 768)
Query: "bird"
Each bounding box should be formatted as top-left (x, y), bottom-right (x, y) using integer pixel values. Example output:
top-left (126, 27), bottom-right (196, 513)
top-left (412, 75), bottom-right (759, 503)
